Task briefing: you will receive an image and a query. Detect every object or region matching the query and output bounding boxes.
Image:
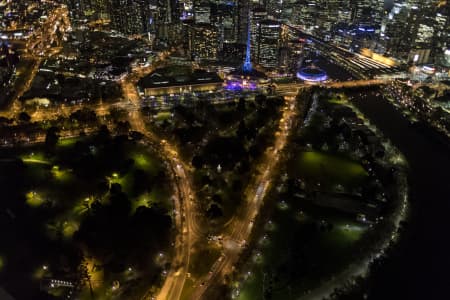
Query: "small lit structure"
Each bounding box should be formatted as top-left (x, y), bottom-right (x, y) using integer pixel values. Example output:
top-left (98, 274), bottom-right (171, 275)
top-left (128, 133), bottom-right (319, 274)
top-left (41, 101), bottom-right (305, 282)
top-left (225, 69), bottom-right (269, 91)
top-left (421, 65), bottom-right (436, 75)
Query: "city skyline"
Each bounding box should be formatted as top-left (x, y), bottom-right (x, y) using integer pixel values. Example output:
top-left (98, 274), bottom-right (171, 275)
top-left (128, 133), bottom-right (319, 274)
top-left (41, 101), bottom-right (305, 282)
top-left (0, 1), bottom-right (449, 300)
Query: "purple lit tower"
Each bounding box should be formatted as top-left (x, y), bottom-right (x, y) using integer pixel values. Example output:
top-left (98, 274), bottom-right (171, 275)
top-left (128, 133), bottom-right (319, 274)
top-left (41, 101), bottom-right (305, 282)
top-left (242, 14), bottom-right (253, 73)
top-left (224, 12), bottom-right (268, 91)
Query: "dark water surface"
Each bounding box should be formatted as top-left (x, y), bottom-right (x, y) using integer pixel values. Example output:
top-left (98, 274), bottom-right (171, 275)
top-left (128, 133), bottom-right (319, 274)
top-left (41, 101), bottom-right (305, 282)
top-left (352, 93), bottom-right (450, 300)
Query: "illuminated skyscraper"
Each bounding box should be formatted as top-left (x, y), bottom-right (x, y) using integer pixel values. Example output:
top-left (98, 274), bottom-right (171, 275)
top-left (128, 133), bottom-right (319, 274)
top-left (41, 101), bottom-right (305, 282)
top-left (218, 4), bottom-right (237, 43)
top-left (257, 19), bottom-right (280, 68)
top-left (291, 0), bottom-right (318, 33)
top-left (237, 0), bottom-right (250, 44)
top-left (194, 0), bottom-right (210, 24)
top-left (110, 0), bottom-right (144, 35)
top-left (378, 0), bottom-right (445, 64)
top-left (265, 0), bottom-right (282, 19)
top-left (350, 0), bottom-right (385, 25)
top-left (250, 6), bottom-right (267, 60)
top-left (187, 24), bottom-right (219, 60)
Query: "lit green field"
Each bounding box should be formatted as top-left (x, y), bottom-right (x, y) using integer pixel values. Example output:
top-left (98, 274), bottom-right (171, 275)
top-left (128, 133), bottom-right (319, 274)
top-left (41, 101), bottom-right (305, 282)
top-left (237, 210), bottom-right (368, 300)
top-left (296, 151), bottom-right (368, 186)
top-left (0, 136), bottom-right (173, 299)
top-left (238, 151), bottom-right (369, 300)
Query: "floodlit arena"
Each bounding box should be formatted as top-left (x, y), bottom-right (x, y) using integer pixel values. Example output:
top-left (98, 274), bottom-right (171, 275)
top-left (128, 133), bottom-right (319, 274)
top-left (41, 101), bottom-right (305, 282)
top-left (296, 66), bottom-right (328, 83)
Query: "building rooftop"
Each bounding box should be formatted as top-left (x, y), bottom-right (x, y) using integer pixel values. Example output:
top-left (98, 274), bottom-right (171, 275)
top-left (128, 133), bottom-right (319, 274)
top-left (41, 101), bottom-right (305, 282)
top-left (138, 67), bottom-right (222, 89)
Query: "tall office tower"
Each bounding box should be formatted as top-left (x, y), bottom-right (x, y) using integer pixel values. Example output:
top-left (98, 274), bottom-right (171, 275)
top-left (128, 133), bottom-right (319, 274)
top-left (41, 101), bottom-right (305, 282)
top-left (265, 0), bottom-right (282, 19)
top-left (141, 1), bottom-right (157, 32)
top-left (66, 0), bottom-right (92, 22)
top-left (91, 0), bottom-right (110, 19)
top-left (281, 25), bottom-right (306, 69)
top-left (237, 0), bottom-right (250, 44)
top-left (379, 0), bottom-right (443, 64)
top-left (179, 0), bottom-right (194, 20)
top-left (220, 4), bottom-right (237, 43)
top-left (336, 1), bottom-right (353, 24)
top-left (291, 0), bottom-right (318, 33)
top-left (291, 1), bottom-right (353, 40)
top-left (159, 0), bottom-right (182, 23)
top-left (66, 0), bottom-right (110, 22)
top-left (301, 0), bottom-right (352, 40)
top-left (210, 2), bottom-right (237, 52)
top-left (194, 0), bottom-right (210, 24)
top-left (328, 0), bottom-right (351, 23)
top-left (378, 2), bottom-right (409, 56)
top-left (433, 3), bottom-right (449, 67)
top-left (250, 6), bottom-right (267, 60)
top-left (279, 0), bottom-right (294, 22)
top-left (214, 1), bottom-right (240, 60)
top-left (257, 19), bottom-right (280, 68)
top-left (187, 24), bottom-right (218, 60)
top-left (323, 0), bottom-right (352, 35)
top-left (407, 0), bottom-right (437, 8)
top-left (350, 0), bottom-right (385, 25)
top-left (110, 0), bottom-right (145, 35)
top-left (406, 1), bottom-right (441, 64)
top-left (140, 0), bottom-right (183, 44)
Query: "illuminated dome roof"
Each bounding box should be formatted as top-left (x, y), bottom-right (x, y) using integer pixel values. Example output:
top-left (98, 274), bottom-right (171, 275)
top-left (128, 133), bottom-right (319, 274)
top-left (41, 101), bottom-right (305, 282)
top-left (296, 66), bottom-right (328, 82)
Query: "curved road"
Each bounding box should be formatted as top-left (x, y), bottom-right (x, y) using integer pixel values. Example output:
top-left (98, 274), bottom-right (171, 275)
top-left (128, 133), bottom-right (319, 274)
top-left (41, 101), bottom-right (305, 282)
top-left (189, 90), bottom-right (302, 300)
top-left (1, 37), bottom-right (393, 300)
top-left (119, 66), bottom-right (203, 300)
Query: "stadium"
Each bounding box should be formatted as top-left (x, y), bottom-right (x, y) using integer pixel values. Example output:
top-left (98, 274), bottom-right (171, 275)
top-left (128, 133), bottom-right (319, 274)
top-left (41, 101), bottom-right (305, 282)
top-left (296, 66), bottom-right (328, 83)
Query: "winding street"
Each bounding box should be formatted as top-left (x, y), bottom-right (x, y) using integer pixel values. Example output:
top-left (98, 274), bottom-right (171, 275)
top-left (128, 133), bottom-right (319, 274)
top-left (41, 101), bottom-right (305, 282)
top-left (2, 73), bottom-right (389, 300)
top-left (189, 90), bottom-right (302, 300)
top-left (3, 4), bottom-right (70, 115)
top-left (0, 24), bottom-right (396, 298)
top-left (119, 66), bottom-right (202, 300)
top-left (183, 80), bottom-right (387, 300)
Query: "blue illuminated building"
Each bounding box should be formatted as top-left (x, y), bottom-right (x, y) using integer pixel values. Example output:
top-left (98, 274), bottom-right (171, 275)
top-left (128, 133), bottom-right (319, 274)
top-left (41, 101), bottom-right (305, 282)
top-left (296, 66), bottom-right (328, 82)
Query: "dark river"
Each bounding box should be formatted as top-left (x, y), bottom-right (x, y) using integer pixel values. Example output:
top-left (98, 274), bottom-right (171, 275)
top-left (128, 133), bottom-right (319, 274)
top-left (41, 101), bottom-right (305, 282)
top-left (352, 93), bottom-right (450, 300)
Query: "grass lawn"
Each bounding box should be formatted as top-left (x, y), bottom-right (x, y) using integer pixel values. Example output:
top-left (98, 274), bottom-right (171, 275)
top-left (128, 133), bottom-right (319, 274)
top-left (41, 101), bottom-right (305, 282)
top-left (154, 111), bottom-right (172, 122)
top-left (238, 91), bottom-right (376, 300)
top-left (180, 277), bottom-right (196, 300)
top-left (296, 151), bottom-right (368, 187)
top-left (0, 136), bottom-right (173, 299)
top-left (57, 137), bottom-right (81, 147)
top-left (328, 98), bottom-right (347, 105)
top-left (237, 271), bottom-right (264, 300)
top-left (21, 151), bottom-right (51, 165)
top-left (188, 244), bottom-right (222, 278)
top-left (238, 196), bottom-right (368, 300)
top-left (130, 150), bottom-right (160, 175)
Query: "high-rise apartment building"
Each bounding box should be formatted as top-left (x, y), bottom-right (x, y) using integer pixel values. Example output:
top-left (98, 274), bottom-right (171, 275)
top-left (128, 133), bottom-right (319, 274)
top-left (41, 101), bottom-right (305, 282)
top-left (257, 19), bottom-right (280, 68)
top-left (187, 24), bottom-right (219, 60)
top-left (110, 0), bottom-right (144, 35)
top-left (250, 6), bottom-right (267, 60)
top-left (194, 0), bottom-right (210, 24)
top-left (378, 0), bottom-right (446, 64)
